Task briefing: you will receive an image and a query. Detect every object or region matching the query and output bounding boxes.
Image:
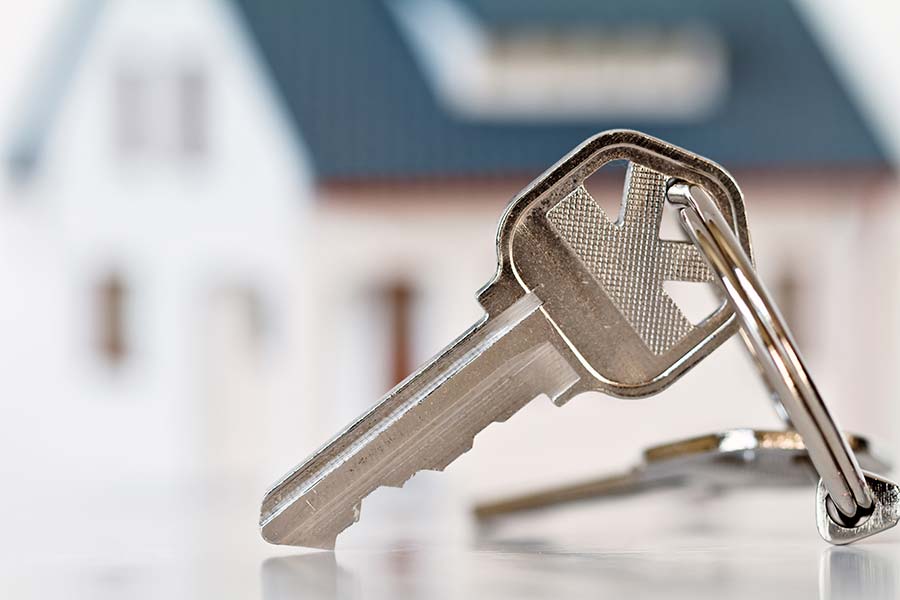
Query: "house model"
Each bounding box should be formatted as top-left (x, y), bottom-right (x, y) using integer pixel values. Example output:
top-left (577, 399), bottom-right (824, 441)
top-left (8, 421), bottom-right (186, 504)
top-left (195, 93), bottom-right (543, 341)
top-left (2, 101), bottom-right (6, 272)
top-left (3, 0), bottom-right (893, 505)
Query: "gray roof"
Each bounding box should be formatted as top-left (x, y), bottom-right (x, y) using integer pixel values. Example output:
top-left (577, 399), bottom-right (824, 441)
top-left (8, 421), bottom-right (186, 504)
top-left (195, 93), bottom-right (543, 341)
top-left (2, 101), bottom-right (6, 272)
top-left (233, 0), bottom-right (889, 182)
top-left (8, 0), bottom-right (103, 180)
top-left (8, 0), bottom-right (889, 183)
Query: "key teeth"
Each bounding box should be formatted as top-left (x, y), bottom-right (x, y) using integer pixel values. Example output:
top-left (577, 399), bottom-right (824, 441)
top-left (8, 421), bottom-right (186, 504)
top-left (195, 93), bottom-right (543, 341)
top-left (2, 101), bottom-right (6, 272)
top-left (382, 473), bottom-right (416, 488)
top-left (490, 412), bottom-right (517, 425)
top-left (261, 512), bottom-right (340, 550)
top-left (551, 386), bottom-right (579, 407)
top-left (263, 413), bottom-right (513, 549)
top-left (380, 445), bottom-right (471, 487)
top-left (260, 341), bottom-right (580, 549)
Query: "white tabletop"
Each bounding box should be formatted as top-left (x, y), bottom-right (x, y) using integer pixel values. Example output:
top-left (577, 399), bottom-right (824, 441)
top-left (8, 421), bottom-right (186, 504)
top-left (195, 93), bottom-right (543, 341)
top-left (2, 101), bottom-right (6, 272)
top-left (3, 476), bottom-right (898, 599)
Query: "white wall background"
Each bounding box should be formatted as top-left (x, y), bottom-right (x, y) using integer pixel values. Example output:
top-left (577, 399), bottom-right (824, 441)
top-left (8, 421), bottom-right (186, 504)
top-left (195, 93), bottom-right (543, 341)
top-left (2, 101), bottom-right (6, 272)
top-left (0, 0), bottom-right (315, 486)
top-left (0, 1), bottom-right (898, 565)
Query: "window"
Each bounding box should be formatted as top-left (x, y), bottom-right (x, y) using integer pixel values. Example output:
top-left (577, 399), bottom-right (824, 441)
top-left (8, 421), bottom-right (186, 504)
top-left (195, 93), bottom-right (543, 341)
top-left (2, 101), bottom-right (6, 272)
top-left (96, 272), bottom-right (128, 365)
top-left (114, 67), bottom-right (148, 155)
top-left (389, 0), bottom-right (727, 121)
top-left (112, 61), bottom-right (209, 159)
top-left (177, 67), bottom-right (208, 157)
top-left (209, 285), bottom-right (267, 354)
top-left (384, 281), bottom-right (415, 386)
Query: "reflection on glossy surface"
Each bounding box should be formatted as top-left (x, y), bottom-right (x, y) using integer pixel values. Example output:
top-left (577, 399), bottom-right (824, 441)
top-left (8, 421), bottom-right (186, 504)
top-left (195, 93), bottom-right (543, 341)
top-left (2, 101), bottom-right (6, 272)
top-left (821, 547), bottom-right (898, 600)
top-left (5, 479), bottom-right (900, 599)
top-left (263, 554), bottom-right (355, 599)
top-left (256, 486), bottom-right (900, 599)
top-left (259, 542), bottom-right (900, 600)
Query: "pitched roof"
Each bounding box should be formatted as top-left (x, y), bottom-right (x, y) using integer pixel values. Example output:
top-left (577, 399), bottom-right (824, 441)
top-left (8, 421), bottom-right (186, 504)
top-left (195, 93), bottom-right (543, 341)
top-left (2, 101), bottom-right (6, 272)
top-left (233, 0), bottom-right (888, 182)
top-left (7, 0), bottom-right (103, 180)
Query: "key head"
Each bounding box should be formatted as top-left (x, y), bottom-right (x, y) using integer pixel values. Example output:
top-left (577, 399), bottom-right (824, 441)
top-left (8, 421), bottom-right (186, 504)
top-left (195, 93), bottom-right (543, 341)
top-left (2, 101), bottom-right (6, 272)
top-left (643, 429), bottom-right (889, 489)
top-left (477, 130), bottom-right (752, 398)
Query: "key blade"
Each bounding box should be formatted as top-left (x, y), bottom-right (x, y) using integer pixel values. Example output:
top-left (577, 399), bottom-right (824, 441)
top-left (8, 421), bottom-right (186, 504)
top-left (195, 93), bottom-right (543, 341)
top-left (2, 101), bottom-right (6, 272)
top-left (473, 469), bottom-right (663, 520)
top-left (260, 291), bottom-right (580, 549)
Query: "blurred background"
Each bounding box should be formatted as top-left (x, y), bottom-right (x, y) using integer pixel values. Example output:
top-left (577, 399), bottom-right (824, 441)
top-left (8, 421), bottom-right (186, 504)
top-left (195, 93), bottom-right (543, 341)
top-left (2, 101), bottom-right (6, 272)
top-left (2, 0), bottom-right (900, 597)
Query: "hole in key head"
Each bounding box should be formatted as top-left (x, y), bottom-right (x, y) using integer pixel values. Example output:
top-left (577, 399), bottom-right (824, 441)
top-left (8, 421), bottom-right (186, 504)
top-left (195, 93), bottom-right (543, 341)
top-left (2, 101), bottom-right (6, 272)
top-left (660, 181), bottom-right (721, 325)
top-left (825, 494), bottom-right (874, 529)
top-left (582, 159), bottom-right (629, 224)
top-left (658, 197), bottom-right (690, 242)
top-left (663, 280), bottom-right (722, 325)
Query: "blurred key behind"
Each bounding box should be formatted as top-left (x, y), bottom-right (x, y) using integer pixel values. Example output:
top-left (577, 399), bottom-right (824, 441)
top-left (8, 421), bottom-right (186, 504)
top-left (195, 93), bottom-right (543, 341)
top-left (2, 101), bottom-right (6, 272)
top-left (1, 0), bottom-right (900, 579)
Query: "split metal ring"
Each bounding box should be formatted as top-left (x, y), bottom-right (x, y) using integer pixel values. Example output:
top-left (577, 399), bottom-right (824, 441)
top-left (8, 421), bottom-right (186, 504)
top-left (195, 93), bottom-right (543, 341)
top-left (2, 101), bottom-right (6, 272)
top-left (666, 181), bottom-right (874, 525)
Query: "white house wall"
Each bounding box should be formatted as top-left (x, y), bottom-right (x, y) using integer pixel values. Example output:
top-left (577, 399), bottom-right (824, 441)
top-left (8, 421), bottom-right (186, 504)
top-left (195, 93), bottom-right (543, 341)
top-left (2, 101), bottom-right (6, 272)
top-left (0, 0), bottom-right (314, 486)
top-left (311, 173), bottom-right (898, 512)
top-left (1, 0), bottom-right (896, 533)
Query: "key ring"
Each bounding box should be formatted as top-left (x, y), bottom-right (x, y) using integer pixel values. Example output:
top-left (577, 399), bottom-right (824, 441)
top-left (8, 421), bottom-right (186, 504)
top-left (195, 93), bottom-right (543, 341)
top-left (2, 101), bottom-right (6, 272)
top-left (667, 181), bottom-right (900, 543)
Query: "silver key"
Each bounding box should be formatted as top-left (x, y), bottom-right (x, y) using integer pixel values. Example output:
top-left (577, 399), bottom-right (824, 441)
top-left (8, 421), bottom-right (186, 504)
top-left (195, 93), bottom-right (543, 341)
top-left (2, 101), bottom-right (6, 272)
top-left (259, 130), bottom-right (752, 549)
top-left (473, 429), bottom-right (890, 520)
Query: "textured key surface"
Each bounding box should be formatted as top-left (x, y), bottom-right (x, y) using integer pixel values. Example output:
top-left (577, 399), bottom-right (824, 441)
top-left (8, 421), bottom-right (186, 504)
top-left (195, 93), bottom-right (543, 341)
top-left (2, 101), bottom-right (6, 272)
top-left (546, 165), bottom-right (712, 355)
top-left (261, 130), bottom-right (753, 549)
top-left (260, 293), bottom-right (580, 548)
top-left (817, 472), bottom-right (900, 545)
top-left (488, 129), bottom-right (750, 397)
